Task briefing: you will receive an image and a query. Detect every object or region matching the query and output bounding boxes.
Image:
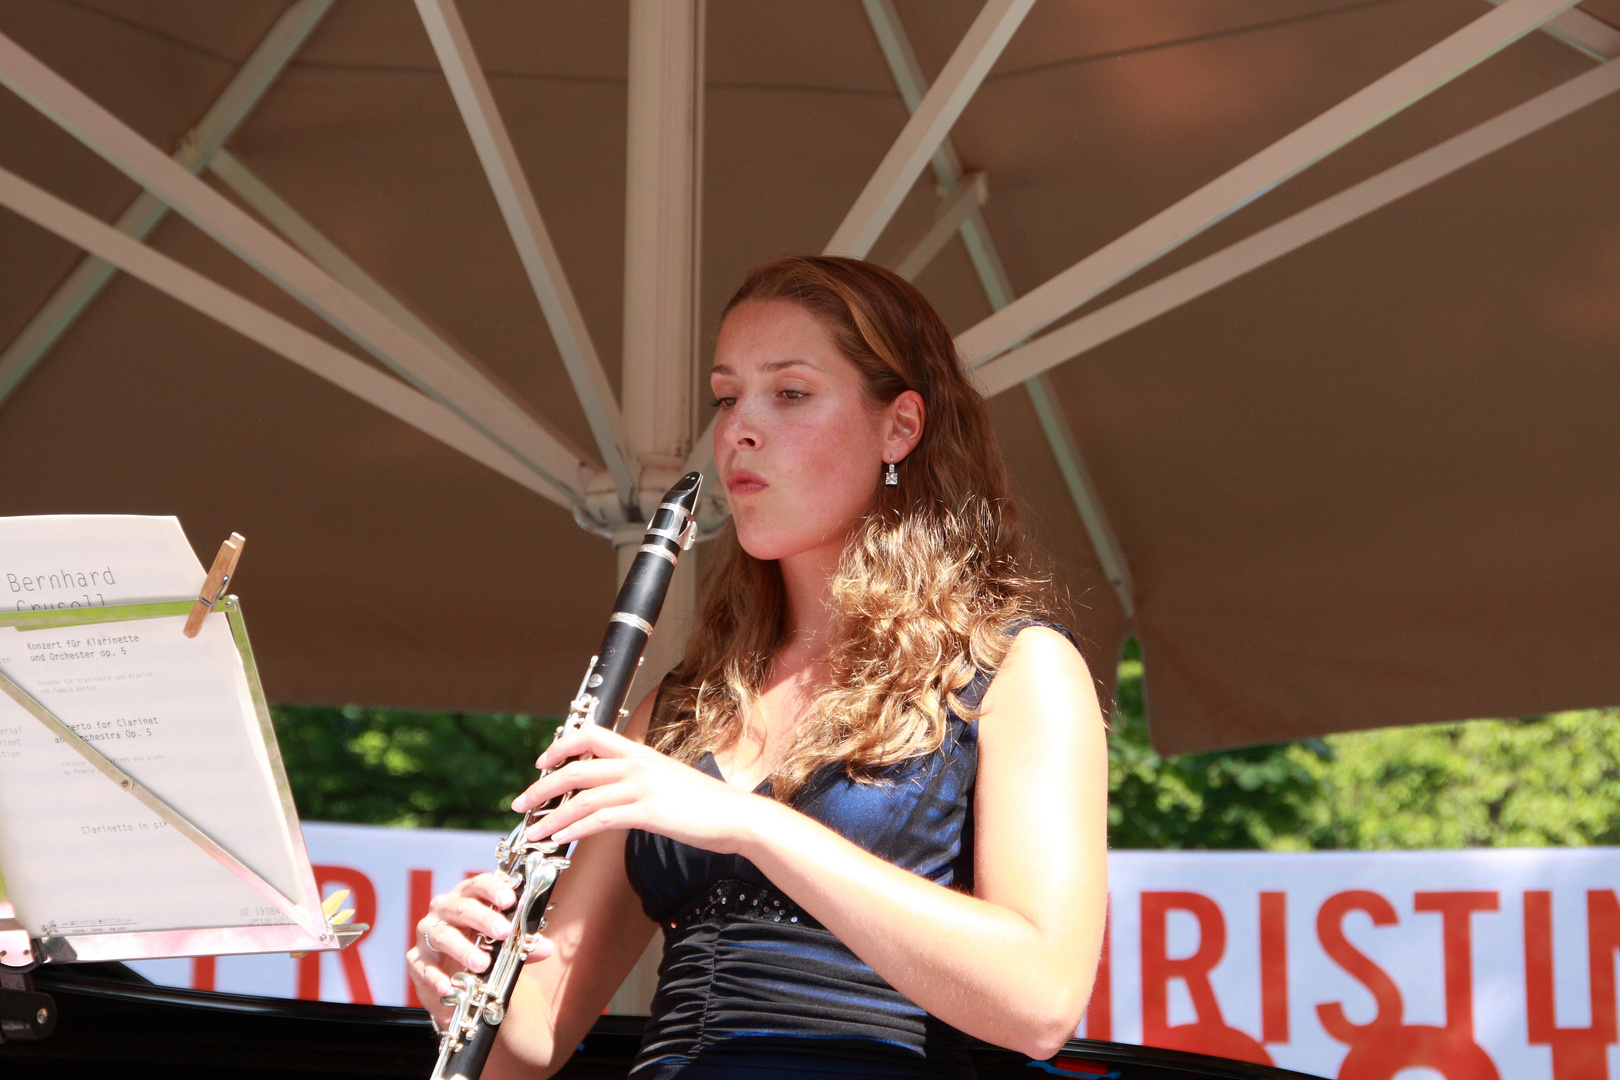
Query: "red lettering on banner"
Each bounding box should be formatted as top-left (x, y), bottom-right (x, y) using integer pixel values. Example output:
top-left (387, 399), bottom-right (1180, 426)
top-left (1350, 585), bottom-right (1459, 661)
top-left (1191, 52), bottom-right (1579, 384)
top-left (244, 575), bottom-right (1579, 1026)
top-left (1084, 897), bottom-right (1112, 1040)
top-left (1525, 889), bottom-right (1620, 1079)
top-left (1317, 890), bottom-right (1404, 1033)
top-left (1317, 889), bottom-right (1500, 1080)
top-left (1260, 892), bottom-right (1287, 1044)
top-left (297, 865), bottom-right (378, 1005)
top-left (1415, 891), bottom-right (1498, 1039)
top-left (1140, 892), bottom-right (1272, 1064)
top-left (191, 955), bottom-right (215, 992)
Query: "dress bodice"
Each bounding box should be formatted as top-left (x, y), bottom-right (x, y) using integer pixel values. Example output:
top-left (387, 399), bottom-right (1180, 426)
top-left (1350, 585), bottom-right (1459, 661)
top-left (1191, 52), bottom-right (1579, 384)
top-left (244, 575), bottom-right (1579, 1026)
top-left (626, 685), bottom-right (985, 924)
top-left (624, 673), bottom-right (996, 1078)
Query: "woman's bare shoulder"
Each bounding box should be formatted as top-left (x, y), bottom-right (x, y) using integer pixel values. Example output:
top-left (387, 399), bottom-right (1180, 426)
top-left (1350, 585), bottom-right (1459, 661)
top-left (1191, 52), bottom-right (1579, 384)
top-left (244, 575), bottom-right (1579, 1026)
top-left (1002, 623), bottom-right (1090, 682)
top-left (979, 624), bottom-right (1098, 735)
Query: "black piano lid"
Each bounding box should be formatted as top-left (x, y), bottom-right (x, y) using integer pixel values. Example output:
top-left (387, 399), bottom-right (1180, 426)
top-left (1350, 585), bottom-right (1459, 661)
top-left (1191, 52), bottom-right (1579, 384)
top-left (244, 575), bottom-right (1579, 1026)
top-left (2, 963), bottom-right (1327, 1080)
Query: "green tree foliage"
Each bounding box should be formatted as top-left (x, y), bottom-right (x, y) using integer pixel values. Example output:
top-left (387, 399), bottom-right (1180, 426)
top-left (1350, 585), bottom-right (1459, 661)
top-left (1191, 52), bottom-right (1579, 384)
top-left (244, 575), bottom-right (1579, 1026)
top-left (270, 705), bottom-right (562, 830)
top-left (1107, 637), bottom-right (1620, 850)
top-left (1299, 709), bottom-right (1620, 850)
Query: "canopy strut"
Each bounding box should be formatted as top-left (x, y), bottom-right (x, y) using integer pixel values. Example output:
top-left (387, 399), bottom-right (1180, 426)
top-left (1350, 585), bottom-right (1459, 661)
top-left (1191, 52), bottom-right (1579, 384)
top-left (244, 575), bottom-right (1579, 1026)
top-left (0, 0), bottom-right (336, 411)
top-left (416, 0), bottom-right (636, 513)
top-left (0, 26), bottom-right (593, 504)
top-left (973, 55), bottom-right (1620, 396)
top-left (954, 0), bottom-right (1581, 367)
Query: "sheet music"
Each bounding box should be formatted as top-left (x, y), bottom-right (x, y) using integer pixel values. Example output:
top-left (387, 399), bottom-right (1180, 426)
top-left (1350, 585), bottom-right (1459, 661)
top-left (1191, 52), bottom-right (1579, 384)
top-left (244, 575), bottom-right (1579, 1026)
top-left (0, 516), bottom-right (303, 936)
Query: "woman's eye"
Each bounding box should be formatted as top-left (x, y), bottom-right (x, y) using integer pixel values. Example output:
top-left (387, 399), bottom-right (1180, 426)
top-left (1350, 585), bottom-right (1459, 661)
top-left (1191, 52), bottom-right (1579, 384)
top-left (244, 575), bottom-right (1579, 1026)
top-left (710, 396), bottom-right (736, 409)
top-left (780, 389), bottom-right (807, 400)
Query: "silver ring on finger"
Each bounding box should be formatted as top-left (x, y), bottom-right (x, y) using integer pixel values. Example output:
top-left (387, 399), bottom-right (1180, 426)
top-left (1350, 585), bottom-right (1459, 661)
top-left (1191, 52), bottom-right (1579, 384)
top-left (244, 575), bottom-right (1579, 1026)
top-left (419, 916), bottom-right (447, 955)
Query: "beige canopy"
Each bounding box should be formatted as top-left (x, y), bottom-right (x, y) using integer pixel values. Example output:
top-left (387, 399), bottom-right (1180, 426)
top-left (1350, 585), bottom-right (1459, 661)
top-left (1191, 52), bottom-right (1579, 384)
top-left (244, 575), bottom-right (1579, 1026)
top-left (0, 0), bottom-right (1616, 754)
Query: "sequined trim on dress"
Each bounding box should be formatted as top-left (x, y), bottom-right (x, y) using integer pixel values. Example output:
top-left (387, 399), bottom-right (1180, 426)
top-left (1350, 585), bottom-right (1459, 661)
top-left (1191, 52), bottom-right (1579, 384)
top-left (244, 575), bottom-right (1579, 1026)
top-left (664, 878), bottom-right (823, 932)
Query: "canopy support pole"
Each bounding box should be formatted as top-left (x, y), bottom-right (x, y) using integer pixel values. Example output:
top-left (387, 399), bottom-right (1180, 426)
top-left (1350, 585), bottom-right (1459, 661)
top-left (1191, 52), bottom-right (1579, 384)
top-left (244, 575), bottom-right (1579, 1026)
top-left (864, 0), bottom-right (1136, 618)
top-left (416, 0), bottom-right (636, 512)
top-left (824, 0), bottom-right (1034, 260)
top-left (973, 55), bottom-right (1620, 396)
top-left (954, 0), bottom-right (1581, 366)
top-left (603, 0), bottom-right (708, 1019)
top-left (0, 0), bottom-right (335, 411)
top-left (614, 0), bottom-right (702, 679)
top-left (0, 164), bottom-right (574, 508)
top-left (0, 27), bottom-right (591, 503)
top-left (620, 0), bottom-right (704, 516)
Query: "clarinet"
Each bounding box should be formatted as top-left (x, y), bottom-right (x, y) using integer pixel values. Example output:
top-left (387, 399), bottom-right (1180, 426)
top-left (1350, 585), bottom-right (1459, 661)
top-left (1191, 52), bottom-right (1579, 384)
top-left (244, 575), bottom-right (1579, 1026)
top-left (431, 472), bottom-right (703, 1080)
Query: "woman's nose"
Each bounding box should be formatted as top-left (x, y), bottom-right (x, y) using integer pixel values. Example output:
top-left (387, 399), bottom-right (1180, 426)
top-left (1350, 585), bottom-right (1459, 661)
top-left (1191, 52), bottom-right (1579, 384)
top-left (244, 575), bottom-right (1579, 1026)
top-left (720, 400), bottom-right (761, 448)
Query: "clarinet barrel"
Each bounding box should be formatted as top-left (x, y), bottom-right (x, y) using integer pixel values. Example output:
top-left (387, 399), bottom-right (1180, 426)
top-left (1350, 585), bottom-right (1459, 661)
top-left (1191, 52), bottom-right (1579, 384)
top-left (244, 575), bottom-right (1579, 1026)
top-left (430, 472), bottom-right (704, 1080)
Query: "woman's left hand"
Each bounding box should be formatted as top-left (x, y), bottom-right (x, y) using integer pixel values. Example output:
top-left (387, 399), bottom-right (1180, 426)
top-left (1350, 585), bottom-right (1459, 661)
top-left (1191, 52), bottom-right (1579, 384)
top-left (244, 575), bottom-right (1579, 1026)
top-left (514, 725), bottom-right (767, 854)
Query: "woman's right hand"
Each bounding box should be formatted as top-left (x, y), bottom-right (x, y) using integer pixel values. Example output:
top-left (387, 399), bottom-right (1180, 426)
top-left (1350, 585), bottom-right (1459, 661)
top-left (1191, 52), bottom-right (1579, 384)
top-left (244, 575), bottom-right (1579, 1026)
top-left (406, 872), bottom-right (556, 1016)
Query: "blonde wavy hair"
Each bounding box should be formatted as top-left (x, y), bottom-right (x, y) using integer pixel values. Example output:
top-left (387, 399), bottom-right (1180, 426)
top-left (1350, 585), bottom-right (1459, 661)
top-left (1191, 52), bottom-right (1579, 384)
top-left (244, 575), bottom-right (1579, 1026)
top-left (649, 256), bottom-right (1053, 799)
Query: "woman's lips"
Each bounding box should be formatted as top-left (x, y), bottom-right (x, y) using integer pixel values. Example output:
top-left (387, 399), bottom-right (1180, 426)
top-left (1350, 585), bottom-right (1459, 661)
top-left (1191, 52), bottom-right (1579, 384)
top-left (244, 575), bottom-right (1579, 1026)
top-left (726, 469), bottom-right (767, 496)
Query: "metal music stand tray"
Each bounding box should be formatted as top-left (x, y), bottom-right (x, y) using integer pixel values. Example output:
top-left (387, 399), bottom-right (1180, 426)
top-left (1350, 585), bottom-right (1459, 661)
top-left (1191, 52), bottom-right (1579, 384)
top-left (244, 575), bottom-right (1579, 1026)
top-left (0, 598), bottom-right (360, 1040)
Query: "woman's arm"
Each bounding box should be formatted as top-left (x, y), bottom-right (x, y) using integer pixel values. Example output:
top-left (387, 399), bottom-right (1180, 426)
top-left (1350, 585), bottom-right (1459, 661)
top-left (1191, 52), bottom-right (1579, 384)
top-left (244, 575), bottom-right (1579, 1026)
top-left (407, 694), bottom-right (661, 1080)
top-left (524, 626), bottom-right (1108, 1059)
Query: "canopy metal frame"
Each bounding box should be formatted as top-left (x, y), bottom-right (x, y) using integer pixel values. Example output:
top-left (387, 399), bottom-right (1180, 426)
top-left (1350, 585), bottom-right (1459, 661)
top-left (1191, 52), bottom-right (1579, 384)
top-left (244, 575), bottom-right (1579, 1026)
top-left (0, 0), bottom-right (337, 408)
top-left (0, 17), bottom-right (591, 511)
top-left (0, 0), bottom-right (1611, 655)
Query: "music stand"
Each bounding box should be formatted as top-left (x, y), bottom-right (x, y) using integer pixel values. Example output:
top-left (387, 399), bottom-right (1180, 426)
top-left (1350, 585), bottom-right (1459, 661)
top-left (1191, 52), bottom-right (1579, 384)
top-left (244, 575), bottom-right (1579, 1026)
top-left (0, 597), bottom-right (359, 1041)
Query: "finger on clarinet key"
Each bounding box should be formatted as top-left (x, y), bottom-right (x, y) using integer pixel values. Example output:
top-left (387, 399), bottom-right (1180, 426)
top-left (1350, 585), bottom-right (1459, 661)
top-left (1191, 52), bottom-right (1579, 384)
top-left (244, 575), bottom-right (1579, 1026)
top-left (449, 898), bottom-right (510, 941)
top-left (525, 799), bottom-right (583, 841)
top-left (440, 929), bottom-right (488, 973)
top-left (513, 783), bottom-right (566, 813)
top-left (459, 873), bottom-right (517, 910)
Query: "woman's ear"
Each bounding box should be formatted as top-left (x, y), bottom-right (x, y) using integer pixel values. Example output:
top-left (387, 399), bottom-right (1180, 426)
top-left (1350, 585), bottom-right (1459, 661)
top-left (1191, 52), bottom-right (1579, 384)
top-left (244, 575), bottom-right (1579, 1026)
top-left (886, 390), bottom-right (926, 461)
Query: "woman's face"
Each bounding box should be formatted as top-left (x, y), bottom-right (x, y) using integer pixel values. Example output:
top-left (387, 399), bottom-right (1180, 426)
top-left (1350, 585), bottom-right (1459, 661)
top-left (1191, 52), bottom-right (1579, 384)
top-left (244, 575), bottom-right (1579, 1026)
top-left (711, 300), bottom-right (922, 566)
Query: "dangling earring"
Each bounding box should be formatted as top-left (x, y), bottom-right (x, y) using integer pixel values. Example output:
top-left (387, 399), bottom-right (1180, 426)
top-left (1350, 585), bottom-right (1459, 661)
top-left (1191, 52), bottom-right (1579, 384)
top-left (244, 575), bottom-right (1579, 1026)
top-left (884, 460), bottom-right (899, 486)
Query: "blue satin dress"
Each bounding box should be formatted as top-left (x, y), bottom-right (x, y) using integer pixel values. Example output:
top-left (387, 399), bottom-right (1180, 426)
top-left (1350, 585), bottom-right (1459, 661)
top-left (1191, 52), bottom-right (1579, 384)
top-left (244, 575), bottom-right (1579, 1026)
top-left (622, 623), bottom-right (1076, 1079)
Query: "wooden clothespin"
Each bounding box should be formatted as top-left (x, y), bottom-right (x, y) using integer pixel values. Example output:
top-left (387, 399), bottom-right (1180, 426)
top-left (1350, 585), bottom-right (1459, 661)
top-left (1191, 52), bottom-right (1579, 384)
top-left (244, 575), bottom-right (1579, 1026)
top-left (183, 533), bottom-right (245, 638)
top-left (322, 888), bottom-right (357, 928)
top-left (291, 890), bottom-right (357, 958)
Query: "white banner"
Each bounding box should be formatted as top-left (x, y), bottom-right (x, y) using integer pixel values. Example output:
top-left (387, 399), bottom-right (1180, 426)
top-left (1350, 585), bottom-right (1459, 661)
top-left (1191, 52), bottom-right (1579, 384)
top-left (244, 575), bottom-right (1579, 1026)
top-left (123, 825), bottom-right (1620, 1079)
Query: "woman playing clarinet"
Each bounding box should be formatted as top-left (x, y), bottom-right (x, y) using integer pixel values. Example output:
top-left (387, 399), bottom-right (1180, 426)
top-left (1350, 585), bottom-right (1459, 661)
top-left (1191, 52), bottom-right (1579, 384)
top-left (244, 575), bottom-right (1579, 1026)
top-left (408, 255), bottom-right (1108, 1079)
